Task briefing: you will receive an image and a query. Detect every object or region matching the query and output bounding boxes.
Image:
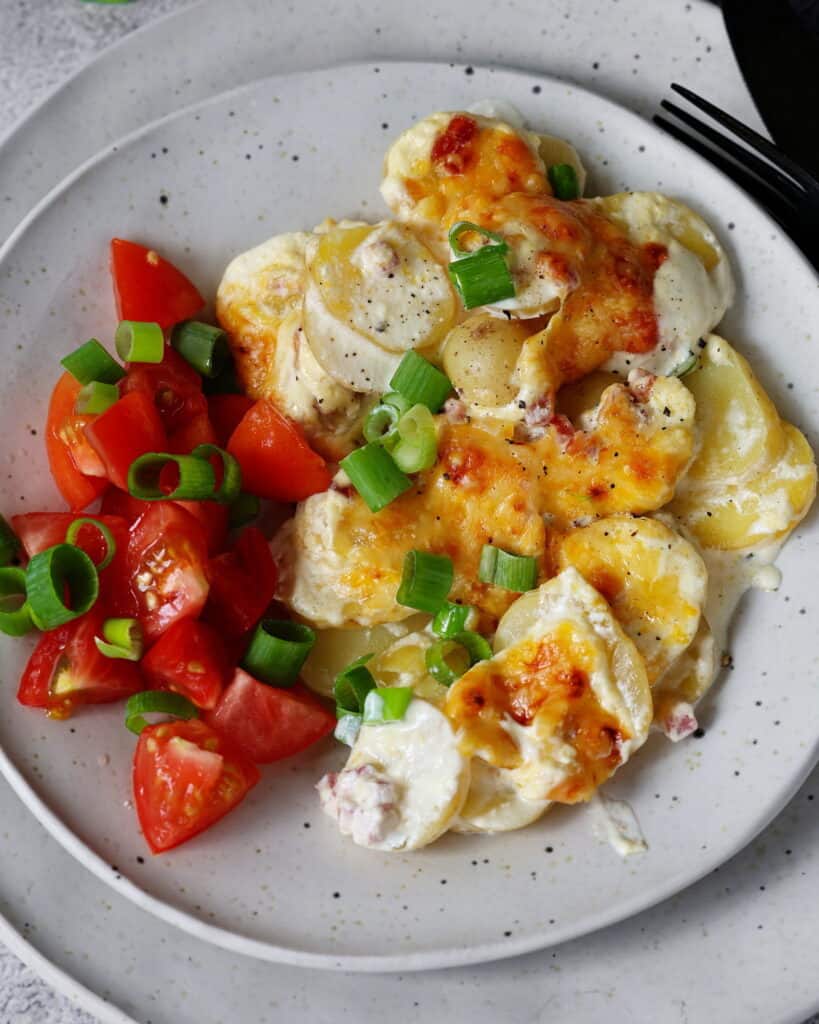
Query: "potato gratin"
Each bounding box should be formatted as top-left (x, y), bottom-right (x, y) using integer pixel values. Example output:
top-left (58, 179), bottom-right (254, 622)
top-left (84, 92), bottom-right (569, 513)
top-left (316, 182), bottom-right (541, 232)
top-left (216, 106), bottom-right (816, 853)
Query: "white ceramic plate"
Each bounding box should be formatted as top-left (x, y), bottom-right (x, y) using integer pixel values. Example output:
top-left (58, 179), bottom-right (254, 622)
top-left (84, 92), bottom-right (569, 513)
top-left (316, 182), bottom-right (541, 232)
top-left (0, 61), bottom-right (817, 973)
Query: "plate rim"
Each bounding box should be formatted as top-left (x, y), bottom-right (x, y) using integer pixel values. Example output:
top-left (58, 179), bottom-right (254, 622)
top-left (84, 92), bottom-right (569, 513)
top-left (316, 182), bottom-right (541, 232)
top-left (1, 56), bottom-right (817, 973)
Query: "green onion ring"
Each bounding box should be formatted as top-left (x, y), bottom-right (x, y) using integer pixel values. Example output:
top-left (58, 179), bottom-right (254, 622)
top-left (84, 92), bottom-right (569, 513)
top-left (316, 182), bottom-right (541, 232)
top-left (125, 691), bottom-right (199, 735)
top-left (115, 320), bottom-right (164, 363)
top-left (94, 618), bottom-right (143, 661)
top-left (61, 338), bottom-right (125, 385)
top-left (128, 452), bottom-right (216, 501)
top-left (26, 544), bottom-right (99, 630)
top-left (242, 619), bottom-right (316, 688)
top-left (65, 518), bottom-right (116, 571)
top-left (192, 444), bottom-right (242, 504)
top-left (0, 567), bottom-right (34, 637)
top-left (396, 549), bottom-right (453, 614)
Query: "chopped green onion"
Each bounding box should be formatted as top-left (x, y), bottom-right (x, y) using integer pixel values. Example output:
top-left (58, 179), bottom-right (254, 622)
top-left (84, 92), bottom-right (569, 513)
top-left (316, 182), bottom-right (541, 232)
top-left (396, 549), bottom-right (453, 613)
top-left (382, 392), bottom-right (412, 416)
top-left (425, 630), bottom-right (491, 686)
top-left (548, 163), bottom-right (580, 200)
top-left (0, 515), bottom-right (21, 567)
top-left (125, 691), bottom-right (199, 736)
top-left (447, 221), bottom-right (516, 310)
top-left (456, 629), bottom-right (493, 664)
top-left (340, 443), bottom-right (412, 513)
top-left (61, 339), bottom-right (125, 385)
top-left (392, 404), bottom-right (438, 473)
top-left (389, 351), bottom-right (452, 412)
top-left (334, 714), bottom-right (362, 747)
top-left (75, 381), bottom-right (120, 415)
top-left (242, 619), bottom-right (316, 688)
top-left (94, 617), bottom-right (143, 661)
top-left (425, 639), bottom-right (471, 686)
top-left (333, 655), bottom-right (376, 715)
top-left (362, 686), bottom-right (413, 724)
top-left (448, 246), bottom-right (516, 309)
top-left (448, 221), bottom-right (509, 258)
top-left (192, 444), bottom-right (242, 504)
top-left (671, 352), bottom-right (699, 377)
top-left (0, 567), bottom-right (34, 636)
top-left (229, 492), bottom-right (260, 528)
top-left (202, 358), bottom-right (242, 396)
top-left (363, 402), bottom-right (402, 449)
top-left (432, 601), bottom-right (474, 639)
top-left (128, 452), bottom-right (216, 501)
top-left (64, 518), bottom-right (116, 571)
top-left (26, 544), bottom-right (98, 630)
top-left (115, 320), bottom-right (164, 363)
top-left (171, 320), bottom-right (230, 378)
top-left (478, 544), bottom-right (538, 592)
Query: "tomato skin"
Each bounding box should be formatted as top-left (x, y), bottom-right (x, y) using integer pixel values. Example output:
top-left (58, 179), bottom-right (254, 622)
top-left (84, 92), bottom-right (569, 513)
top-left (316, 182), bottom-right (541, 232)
top-left (128, 503), bottom-right (210, 642)
top-left (167, 412), bottom-right (217, 455)
top-left (11, 511), bottom-right (136, 617)
top-left (17, 606), bottom-right (143, 718)
top-left (141, 618), bottom-right (229, 710)
top-left (207, 394), bottom-right (254, 448)
top-left (84, 391), bottom-right (167, 491)
top-left (100, 490), bottom-right (151, 523)
top-left (204, 526), bottom-right (277, 637)
top-left (111, 239), bottom-right (204, 329)
top-left (174, 500), bottom-right (229, 556)
top-left (122, 346), bottom-right (208, 437)
top-left (45, 372), bottom-right (109, 511)
top-left (227, 401), bottom-right (331, 502)
top-left (206, 669), bottom-right (335, 764)
top-left (133, 718), bottom-right (259, 854)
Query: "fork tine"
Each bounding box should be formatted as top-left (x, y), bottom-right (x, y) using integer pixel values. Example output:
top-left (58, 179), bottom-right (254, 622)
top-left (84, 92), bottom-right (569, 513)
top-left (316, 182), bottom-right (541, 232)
top-left (670, 83), bottom-right (819, 192)
top-left (653, 115), bottom-right (799, 225)
top-left (660, 99), bottom-right (803, 204)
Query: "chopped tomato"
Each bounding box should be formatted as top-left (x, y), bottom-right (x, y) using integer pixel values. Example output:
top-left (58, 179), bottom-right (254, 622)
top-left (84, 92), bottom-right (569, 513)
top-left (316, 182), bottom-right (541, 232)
top-left (167, 412), bottom-right (217, 455)
top-left (111, 239), bottom-right (204, 329)
top-left (227, 400), bottom-right (331, 502)
top-left (206, 669), bottom-right (335, 764)
top-left (128, 504), bottom-right (209, 642)
top-left (175, 500), bottom-right (229, 556)
top-left (207, 394), bottom-right (254, 448)
top-left (84, 391), bottom-right (167, 491)
top-left (121, 346), bottom-right (208, 437)
top-left (141, 618), bottom-right (228, 710)
top-left (18, 607), bottom-right (143, 718)
top-left (11, 511), bottom-right (136, 616)
top-left (133, 718), bottom-right (259, 854)
top-left (203, 526), bottom-right (276, 637)
top-left (101, 491), bottom-right (228, 558)
top-left (45, 372), bottom-right (109, 511)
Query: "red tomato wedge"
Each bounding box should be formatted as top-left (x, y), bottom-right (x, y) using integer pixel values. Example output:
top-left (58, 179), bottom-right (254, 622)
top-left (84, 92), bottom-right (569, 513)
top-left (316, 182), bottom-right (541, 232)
top-left (84, 391), bottom-right (167, 491)
top-left (167, 412), bottom-right (217, 455)
top-left (227, 400), bottom-right (331, 502)
top-left (45, 372), bottom-right (109, 511)
top-left (11, 512), bottom-right (136, 616)
top-left (141, 618), bottom-right (228, 710)
top-left (206, 669), bottom-right (335, 764)
top-left (207, 394), bottom-right (254, 448)
top-left (133, 718), bottom-right (259, 854)
top-left (17, 607), bottom-right (143, 718)
top-left (121, 346), bottom-right (208, 437)
top-left (204, 526), bottom-right (276, 637)
top-left (128, 504), bottom-right (209, 642)
top-left (101, 491), bottom-right (228, 558)
top-left (111, 239), bottom-right (204, 329)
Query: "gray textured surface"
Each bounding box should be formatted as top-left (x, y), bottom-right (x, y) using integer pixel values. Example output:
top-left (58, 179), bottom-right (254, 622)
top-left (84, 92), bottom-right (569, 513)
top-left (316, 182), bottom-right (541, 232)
top-left (0, 3), bottom-right (189, 1019)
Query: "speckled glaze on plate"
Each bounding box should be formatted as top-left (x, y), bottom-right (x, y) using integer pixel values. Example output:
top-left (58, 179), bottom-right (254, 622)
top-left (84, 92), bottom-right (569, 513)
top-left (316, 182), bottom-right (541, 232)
top-left (0, 61), bottom-right (816, 972)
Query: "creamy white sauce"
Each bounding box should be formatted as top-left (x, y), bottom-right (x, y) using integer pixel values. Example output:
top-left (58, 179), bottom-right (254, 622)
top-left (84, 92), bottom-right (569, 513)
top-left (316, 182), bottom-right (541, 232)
top-left (590, 792), bottom-right (648, 857)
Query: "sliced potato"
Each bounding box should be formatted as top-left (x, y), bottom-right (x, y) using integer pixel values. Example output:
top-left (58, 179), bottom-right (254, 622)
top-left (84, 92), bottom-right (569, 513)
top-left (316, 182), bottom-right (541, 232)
top-left (304, 221), bottom-right (456, 392)
top-left (556, 515), bottom-right (707, 684)
top-left (452, 758), bottom-right (551, 833)
top-left (672, 422), bottom-right (816, 550)
top-left (683, 334), bottom-right (786, 487)
top-left (652, 617), bottom-right (719, 730)
top-left (448, 569), bottom-right (652, 804)
top-left (442, 313), bottom-right (531, 413)
top-left (369, 630), bottom-right (450, 707)
top-left (537, 133), bottom-right (587, 195)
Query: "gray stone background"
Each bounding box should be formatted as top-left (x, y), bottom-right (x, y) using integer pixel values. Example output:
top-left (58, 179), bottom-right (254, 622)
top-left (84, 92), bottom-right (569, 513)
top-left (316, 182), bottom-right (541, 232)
top-left (0, 2), bottom-right (817, 1023)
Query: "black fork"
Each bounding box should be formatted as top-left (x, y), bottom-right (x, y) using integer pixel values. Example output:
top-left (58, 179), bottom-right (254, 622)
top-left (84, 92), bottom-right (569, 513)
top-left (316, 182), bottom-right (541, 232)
top-left (654, 83), bottom-right (819, 268)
